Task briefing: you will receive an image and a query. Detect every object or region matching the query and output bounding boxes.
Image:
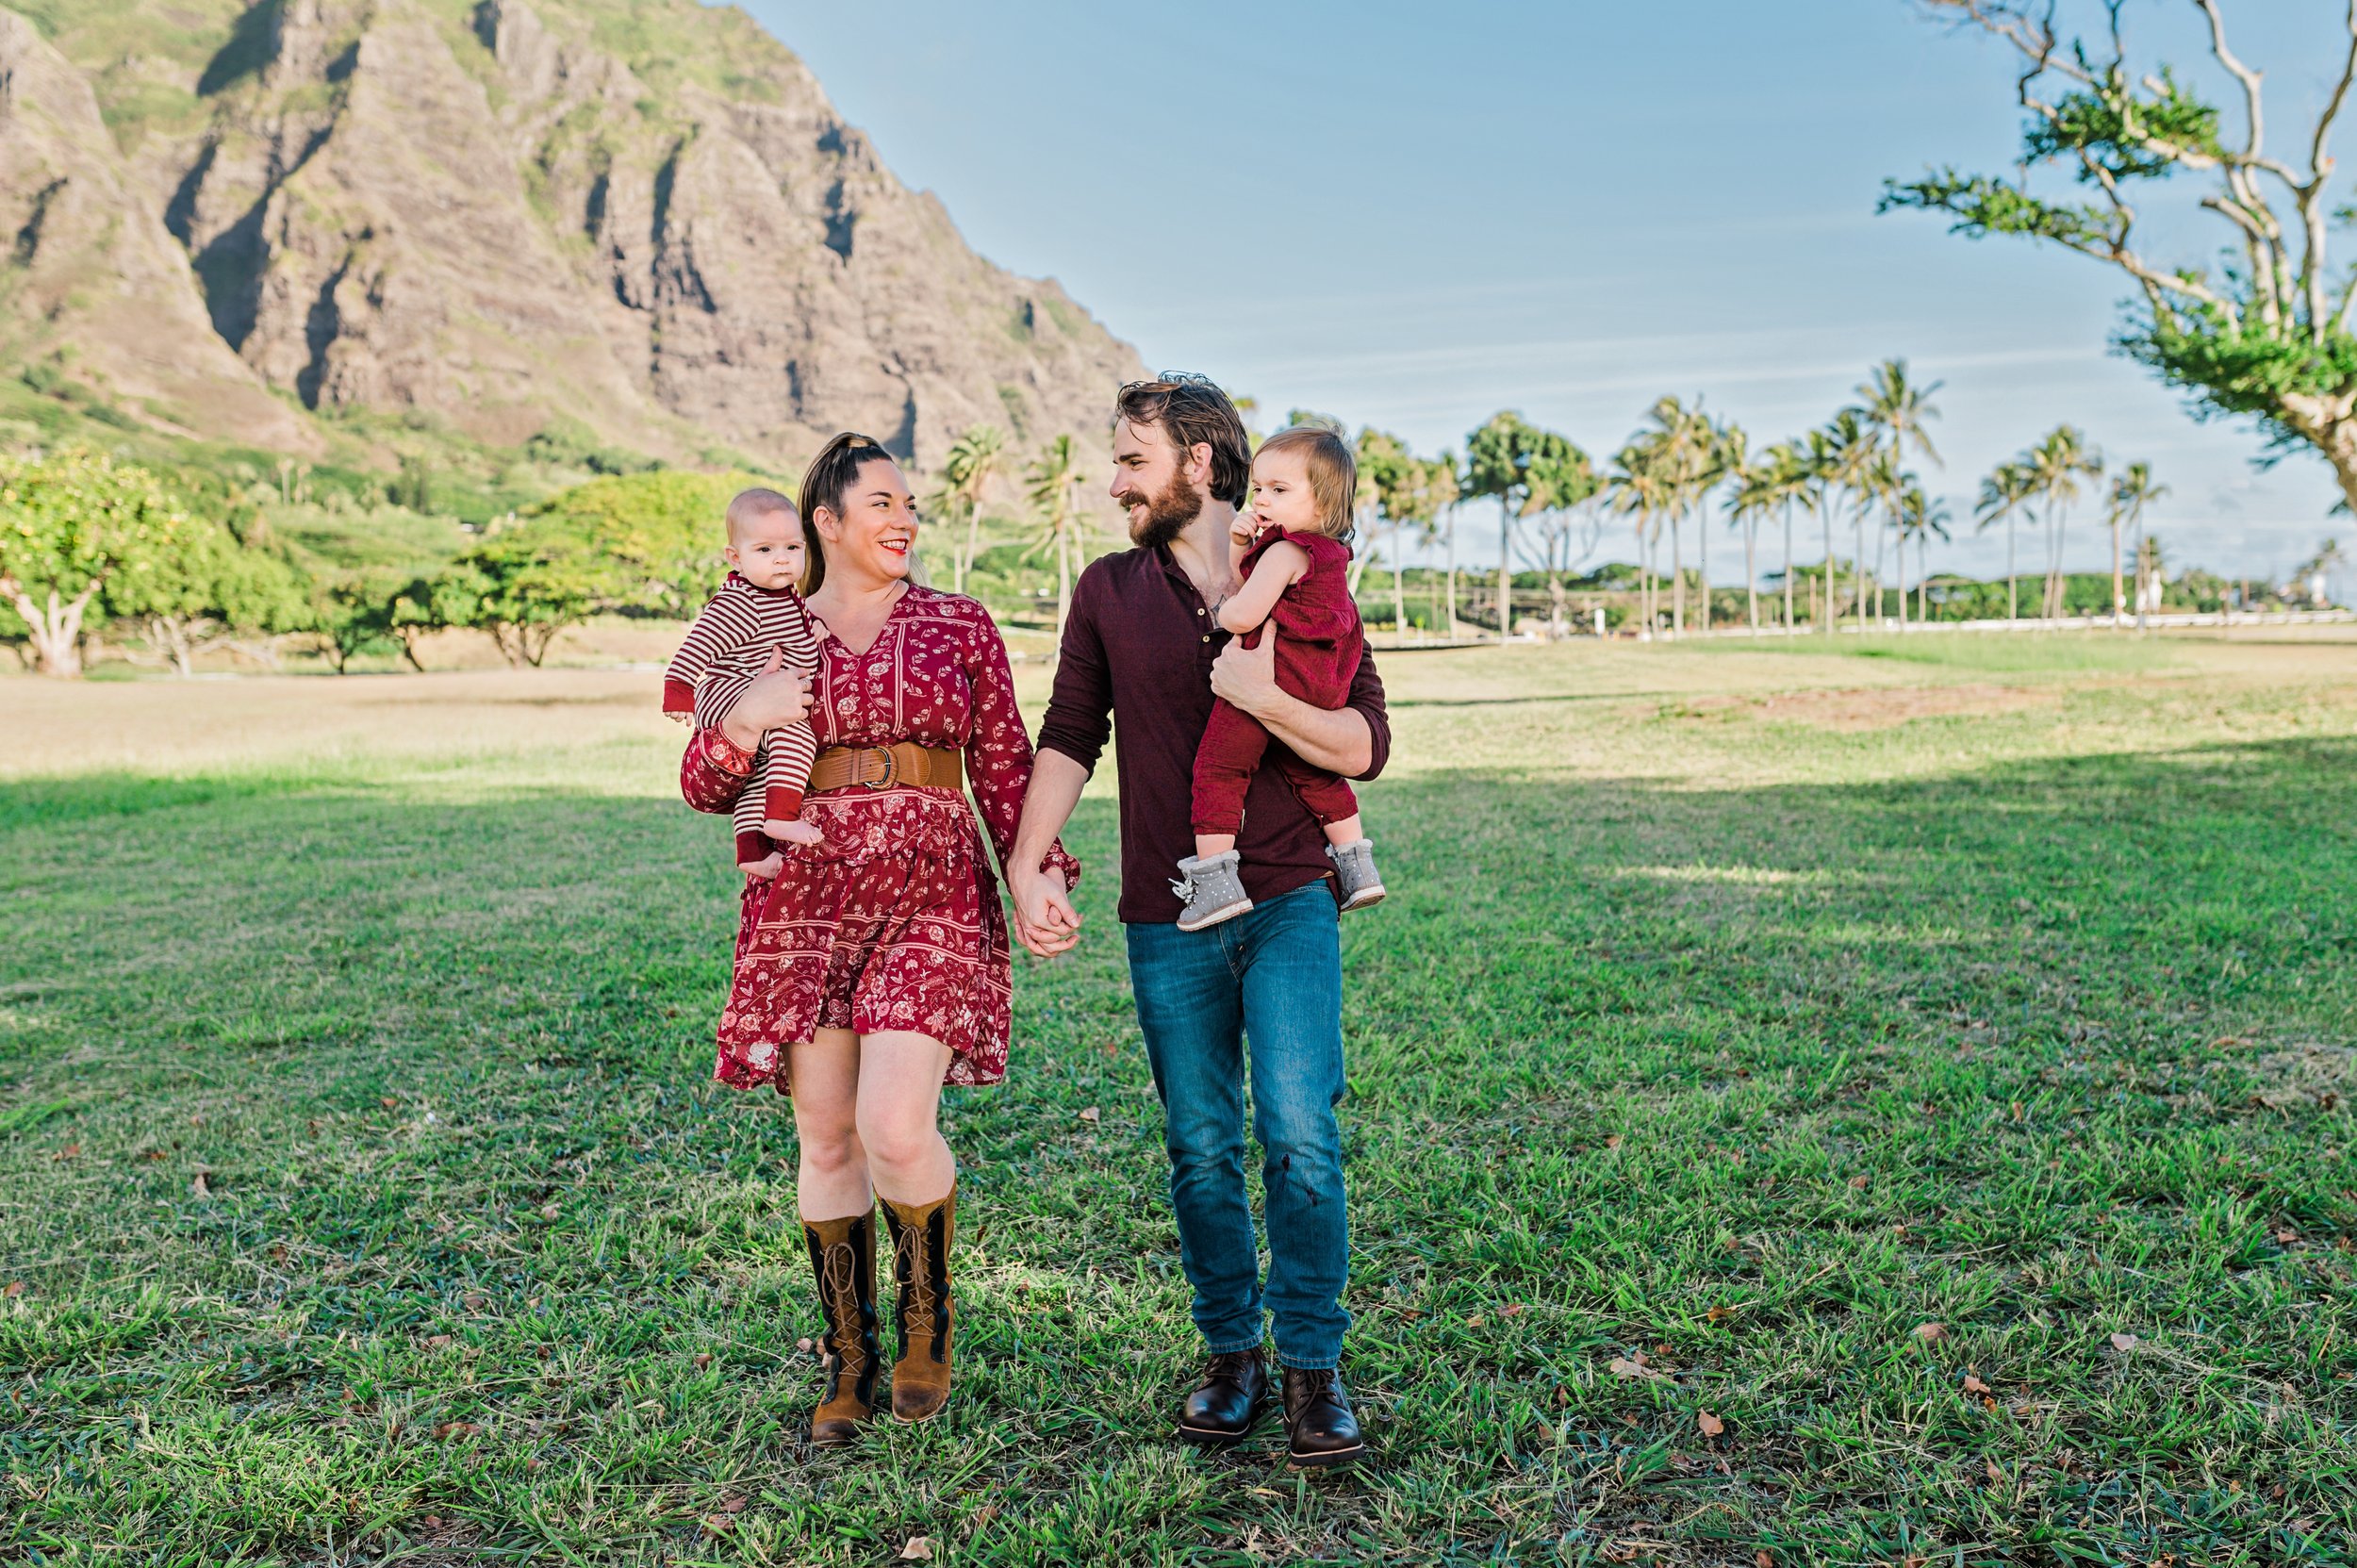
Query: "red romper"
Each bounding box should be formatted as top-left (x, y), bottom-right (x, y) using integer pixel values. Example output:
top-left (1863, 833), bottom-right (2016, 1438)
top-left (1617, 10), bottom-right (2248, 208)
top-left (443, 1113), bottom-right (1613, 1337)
top-left (1190, 527), bottom-right (1364, 837)
top-left (678, 586), bottom-right (1080, 1092)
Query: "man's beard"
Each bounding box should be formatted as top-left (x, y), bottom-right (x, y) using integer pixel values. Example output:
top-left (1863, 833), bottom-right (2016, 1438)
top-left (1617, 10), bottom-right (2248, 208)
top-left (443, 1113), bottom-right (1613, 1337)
top-left (1125, 470), bottom-right (1203, 549)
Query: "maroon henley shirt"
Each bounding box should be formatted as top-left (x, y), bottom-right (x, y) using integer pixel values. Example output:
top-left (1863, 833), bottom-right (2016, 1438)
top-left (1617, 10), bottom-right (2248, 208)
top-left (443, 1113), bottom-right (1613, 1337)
top-left (1036, 543), bottom-right (1392, 923)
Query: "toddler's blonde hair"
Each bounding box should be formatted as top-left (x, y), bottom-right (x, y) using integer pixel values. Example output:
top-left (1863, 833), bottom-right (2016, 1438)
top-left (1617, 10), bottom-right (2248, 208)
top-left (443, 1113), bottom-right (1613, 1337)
top-left (1256, 426), bottom-right (1357, 543)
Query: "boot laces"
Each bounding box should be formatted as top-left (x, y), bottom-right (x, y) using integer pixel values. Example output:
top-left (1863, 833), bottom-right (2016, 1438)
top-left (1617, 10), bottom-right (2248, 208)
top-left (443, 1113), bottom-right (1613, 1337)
top-left (1168, 875), bottom-right (1195, 902)
top-left (895, 1221), bottom-right (938, 1345)
top-left (821, 1239), bottom-right (867, 1377)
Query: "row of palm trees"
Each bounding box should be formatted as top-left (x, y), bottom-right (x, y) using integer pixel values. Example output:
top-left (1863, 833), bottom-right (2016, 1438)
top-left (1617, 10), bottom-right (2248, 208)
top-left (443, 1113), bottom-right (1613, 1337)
top-left (918, 359), bottom-right (2173, 642)
top-left (1346, 359), bottom-right (2168, 641)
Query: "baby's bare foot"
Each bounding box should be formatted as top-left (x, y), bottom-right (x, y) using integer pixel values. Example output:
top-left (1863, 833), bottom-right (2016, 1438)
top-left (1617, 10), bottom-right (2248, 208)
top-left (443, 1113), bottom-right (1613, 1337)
top-left (740, 852), bottom-right (785, 880)
top-left (766, 818), bottom-right (825, 846)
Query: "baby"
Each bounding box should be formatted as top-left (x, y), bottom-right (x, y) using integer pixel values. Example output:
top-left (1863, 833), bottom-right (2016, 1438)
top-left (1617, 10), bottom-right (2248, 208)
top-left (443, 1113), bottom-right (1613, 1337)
top-left (1172, 424), bottom-right (1386, 931)
top-left (663, 487), bottom-right (826, 878)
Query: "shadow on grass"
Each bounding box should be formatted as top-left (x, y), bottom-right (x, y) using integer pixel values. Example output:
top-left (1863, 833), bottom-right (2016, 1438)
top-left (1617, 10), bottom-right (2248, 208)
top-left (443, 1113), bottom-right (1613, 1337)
top-left (3, 734), bottom-right (2353, 1560)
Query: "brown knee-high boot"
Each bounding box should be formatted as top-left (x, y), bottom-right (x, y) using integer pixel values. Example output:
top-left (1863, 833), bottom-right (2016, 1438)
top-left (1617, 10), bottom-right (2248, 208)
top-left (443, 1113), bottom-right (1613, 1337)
top-left (800, 1211), bottom-right (882, 1445)
top-left (880, 1184), bottom-right (955, 1422)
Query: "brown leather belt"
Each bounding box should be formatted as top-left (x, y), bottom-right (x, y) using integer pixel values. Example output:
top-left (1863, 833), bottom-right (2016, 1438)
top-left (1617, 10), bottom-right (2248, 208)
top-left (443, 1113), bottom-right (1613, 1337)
top-left (807, 741), bottom-right (964, 794)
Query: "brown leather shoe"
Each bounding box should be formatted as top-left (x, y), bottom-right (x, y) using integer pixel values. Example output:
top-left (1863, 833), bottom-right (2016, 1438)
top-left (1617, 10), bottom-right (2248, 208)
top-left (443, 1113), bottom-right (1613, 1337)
top-left (1176, 1347), bottom-right (1268, 1444)
top-left (880, 1185), bottom-right (955, 1422)
top-left (1280, 1366), bottom-right (1366, 1469)
top-left (800, 1211), bottom-right (881, 1445)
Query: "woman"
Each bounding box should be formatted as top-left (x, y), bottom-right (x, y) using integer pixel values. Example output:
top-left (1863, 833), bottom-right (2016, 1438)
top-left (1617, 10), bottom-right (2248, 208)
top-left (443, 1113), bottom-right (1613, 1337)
top-left (680, 432), bottom-right (1079, 1444)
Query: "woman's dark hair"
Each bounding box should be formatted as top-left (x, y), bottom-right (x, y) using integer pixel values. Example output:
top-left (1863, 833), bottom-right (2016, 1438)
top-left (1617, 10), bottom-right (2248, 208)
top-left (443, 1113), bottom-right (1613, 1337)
top-left (1114, 373), bottom-right (1252, 506)
top-left (796, 432), bottom-right (898, 595)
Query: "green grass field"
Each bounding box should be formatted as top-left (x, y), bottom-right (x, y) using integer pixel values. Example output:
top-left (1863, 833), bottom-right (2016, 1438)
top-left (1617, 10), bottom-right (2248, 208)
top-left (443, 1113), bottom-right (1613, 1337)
top-left (5, 633), bottom-right (2355, 1566)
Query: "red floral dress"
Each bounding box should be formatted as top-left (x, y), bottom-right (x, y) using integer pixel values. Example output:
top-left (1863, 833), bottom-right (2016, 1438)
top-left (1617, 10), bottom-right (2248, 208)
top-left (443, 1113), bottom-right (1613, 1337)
top-left (679, 586), bottom-right (1079, 1093)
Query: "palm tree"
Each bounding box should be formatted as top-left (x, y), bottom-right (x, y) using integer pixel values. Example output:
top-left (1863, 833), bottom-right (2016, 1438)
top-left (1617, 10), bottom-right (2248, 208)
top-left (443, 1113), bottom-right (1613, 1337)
top-left (1893, 482), bottom-right (1951, 627)
top-left (1975, 460), bottom-right (2036, 622)
top-left (1855, 450), bottom-right (1901, 632)
top-left (1730, 453), bottom-right (1778, 634)
top-left (2106, 461), bottom-right (2167, 628)
top-left (1704, 417), bottom-right (1747, 635)
top-left (1819, 409), bottom-right (1878, 635)
top-left (1758, 441), bottom-right (1812, 634)
top-left (1856, 359), bottom-right (1945, 630)
top-left (1803, 426), bottom-right (1841, 635)
top-left (935, 424), bottom-right (1007, 596)
top-left (1632, 396), bottom-right (1716, 637)
top-left (1024, 434), bottom-right (1085, 638)
top-left (1607, 437), bottom-right (1673, 638)
top-left (2028, 425), bottom-right (2102, 622)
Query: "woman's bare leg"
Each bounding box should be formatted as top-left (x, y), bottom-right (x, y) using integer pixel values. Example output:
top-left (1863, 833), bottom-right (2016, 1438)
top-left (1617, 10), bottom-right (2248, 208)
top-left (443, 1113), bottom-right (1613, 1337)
top-left (853, 1031), bottom-right (956, 1203)
top-left (788, 1028), bottom-right (871, 1220)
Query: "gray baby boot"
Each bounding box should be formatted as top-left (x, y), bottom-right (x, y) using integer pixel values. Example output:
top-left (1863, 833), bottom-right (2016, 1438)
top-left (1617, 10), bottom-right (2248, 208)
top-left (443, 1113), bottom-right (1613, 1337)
top-left (1171, 850), bottom-right (1254, 932)
top-left (1327, 838), bottom-right (1386, 912)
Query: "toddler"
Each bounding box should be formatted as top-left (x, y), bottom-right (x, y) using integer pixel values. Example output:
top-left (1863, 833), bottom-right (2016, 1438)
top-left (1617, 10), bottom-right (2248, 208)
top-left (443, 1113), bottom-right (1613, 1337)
top-left (1172, 425), bottom-right (1385, 931)
top-left (663, 487), bottom-right (825, 878)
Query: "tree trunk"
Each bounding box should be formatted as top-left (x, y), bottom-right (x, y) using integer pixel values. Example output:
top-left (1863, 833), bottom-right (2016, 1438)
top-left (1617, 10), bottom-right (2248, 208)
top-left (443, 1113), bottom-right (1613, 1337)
top-left (2110, 509), bottom-right (2125, 626)
top-left (960, 502), bottom-right (982, 597)
top-left (1497, 501), bottom-right (1512, 643)
top-left (1392, 519), bottom-right (1408, 641)
top-left (1697, 503), bottom-right (1709, 635)
top-left (1854, 511), bottom-right (1868, 635)
top-left (1821, 503), bottom-right (1835, 638)
top-left (6, 582), bottom-right (97, 677)
top-left (1444, 504), bottom-right (1459, 635)
top-left (1745, 515), bottom-right (1758, 634)
top-left (1670, 512), bottom-right (1685, 637)
top-left (1056, 523), bottom-right (1072, 640)
top-left (1783, 504), bottom-right (1795, 634)
top-left (2007, 514), bottom-right (2019, 623)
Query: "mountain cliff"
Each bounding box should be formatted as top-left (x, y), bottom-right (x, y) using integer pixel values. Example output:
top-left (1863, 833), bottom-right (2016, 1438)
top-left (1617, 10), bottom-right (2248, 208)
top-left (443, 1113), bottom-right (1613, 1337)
top-left (0, 0), bottom-right (1144, 470)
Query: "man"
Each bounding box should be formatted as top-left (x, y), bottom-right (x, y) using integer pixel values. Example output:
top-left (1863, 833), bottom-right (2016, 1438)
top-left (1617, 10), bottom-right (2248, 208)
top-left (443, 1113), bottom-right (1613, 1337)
top-left (1007, 374), bottom-right (1388, 1469)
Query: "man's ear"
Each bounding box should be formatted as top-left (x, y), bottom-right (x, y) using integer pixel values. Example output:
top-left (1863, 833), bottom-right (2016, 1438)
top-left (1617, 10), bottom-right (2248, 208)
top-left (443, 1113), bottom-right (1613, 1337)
top-left (1185, 442), bottom-right (1215, 488)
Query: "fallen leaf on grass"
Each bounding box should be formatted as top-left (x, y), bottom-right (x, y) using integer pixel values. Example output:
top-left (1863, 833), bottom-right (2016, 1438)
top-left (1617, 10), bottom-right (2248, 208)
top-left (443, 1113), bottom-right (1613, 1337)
top-left (2, 1282), bottom-right (23, 1298)
top-left (380, 1097), bottom-right (399, 1110)
top-left (191, 1171), bottom-right (211, 1198)
top-left (1603, 1134), bottom-right (1624, 1150)
top-left (701, 1516), bottom-right (733, 1537)
top-left (1697, 1410), bottom-right (1724, 1437)
top-left (1962, 1373), bottom-right (1992, 1395)
top-left (141, 1149), bottom-right (167, 1162)
top-left (1912, 1322), bottom-right (1946, 1344)
top-left (462, 1293), bottom-right (486, 1311)
top-left (797, 1337), bottom-right (816, 1353)
top-left (693, 1352), bottom-right (713, 1370)
top-left (2109, 1332), bottom-right (2138, 1351)
top-left (898, 1538), bottom-right (933, 1561)
top-left (1706, 1305), bottom-right (1735, 1326)
top-left (1847, 1175), bottom-right (1870, 1190)
top-left (52, 1144), bottom-right (78, 1161)
top-left (1077, 1106), bottom-right (1099, 1123)
top-left (1985, 1457), bottom-right (2003, 1483)
top-left (1500, 1303), bottom-right (1525, 1319)
top-left (1608, 1357), bottom-right (1673, 1383)
top-left (432, 1421), bottom-right (481, 1440)
top-left (720, 1495), bottom-right (748, 1514)
top-left (1756, 1554), bottom-right (1775, 1568)
top-left (2275, 1227), bottom-right (2299, 1245)
top-left (424, 1334), bottom-right (453, 1350)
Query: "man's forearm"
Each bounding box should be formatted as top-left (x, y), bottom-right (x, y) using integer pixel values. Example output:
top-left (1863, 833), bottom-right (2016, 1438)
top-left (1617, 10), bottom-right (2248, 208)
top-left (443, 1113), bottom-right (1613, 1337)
top-left (1011, 749), bottom-right (1091, 876)
top-left (1259, 694), bottom-right (1374, 778)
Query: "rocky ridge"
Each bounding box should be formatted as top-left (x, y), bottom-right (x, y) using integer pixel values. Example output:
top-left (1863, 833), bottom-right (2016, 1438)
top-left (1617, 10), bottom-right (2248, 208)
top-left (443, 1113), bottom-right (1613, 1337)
top-left (0, 0), bottom-right (1144, 470)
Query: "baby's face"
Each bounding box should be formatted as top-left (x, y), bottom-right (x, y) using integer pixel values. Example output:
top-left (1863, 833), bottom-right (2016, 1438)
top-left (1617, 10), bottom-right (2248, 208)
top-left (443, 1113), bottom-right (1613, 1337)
top-left (726, 509), bottom-right (808, 590)
top-left (1246, 446), bottom-right (1320, 538)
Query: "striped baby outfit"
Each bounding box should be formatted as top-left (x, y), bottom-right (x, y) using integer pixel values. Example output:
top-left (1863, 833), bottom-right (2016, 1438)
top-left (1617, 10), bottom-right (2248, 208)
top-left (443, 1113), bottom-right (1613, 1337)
top-left (664, 572), bottom-right (820, 866)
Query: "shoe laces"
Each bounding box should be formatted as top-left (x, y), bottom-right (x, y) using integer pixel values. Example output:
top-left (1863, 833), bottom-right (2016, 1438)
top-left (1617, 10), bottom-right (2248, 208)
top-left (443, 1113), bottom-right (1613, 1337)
top-left (895, 1221), bottom-right (938, 1345)
top-left (1168, 875), bottom-right (1195, 902)
top-left (1203, 1349), bottom-right (1259, 1383)
top-left (820, 1240), bottom-right (868, 1377)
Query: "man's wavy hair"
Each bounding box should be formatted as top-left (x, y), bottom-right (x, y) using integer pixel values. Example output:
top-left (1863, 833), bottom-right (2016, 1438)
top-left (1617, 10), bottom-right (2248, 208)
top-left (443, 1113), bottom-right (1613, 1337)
top-left (1113, 373), bottom-right (1251, 507)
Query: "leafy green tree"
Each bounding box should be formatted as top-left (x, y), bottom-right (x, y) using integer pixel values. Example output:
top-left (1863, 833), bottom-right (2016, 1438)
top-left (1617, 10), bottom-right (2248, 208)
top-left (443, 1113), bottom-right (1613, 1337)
top-left (1466, 411), bottom-right (1544, 641)
top-left (1522, 432), bottom-right (1600, 637)
top-left (2106, 461), bottom-right (2167, 626)
top-left (116, 520), bottom-right (309, 676)
top-left (1025, 435), bottom-right (1085, 638)
top-left (453, 525), bottom-right (605, 668)
top-left (523, 471), bottom-right (750, 620)
top-left (0, 449), bottom-right (194, 677)
top-left (934, 425), bottom-right (1009, 597)
top-left (1882, 4), bottom-right (2357, 513)
top-left (1356, 428), bottom-right (1422, 638)
top-left (1426, 453), bottom-right (1463, 635)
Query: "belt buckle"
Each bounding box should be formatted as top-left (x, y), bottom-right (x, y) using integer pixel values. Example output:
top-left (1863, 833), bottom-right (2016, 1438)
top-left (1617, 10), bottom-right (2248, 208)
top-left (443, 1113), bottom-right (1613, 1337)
top-left (861, 746), bottom-right (898, 790)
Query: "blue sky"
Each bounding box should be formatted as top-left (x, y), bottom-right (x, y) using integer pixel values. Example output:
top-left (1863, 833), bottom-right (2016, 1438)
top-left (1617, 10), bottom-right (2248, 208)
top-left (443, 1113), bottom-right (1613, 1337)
top-left (737, 0), bottom-right (2353, 582)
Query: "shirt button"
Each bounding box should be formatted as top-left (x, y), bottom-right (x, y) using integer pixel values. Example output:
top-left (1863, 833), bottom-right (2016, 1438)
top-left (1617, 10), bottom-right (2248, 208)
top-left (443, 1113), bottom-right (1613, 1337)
top-left (1195, 607), bottom-right (1204, 616)
top-left (1201, 635), bottom-right (1210, 643)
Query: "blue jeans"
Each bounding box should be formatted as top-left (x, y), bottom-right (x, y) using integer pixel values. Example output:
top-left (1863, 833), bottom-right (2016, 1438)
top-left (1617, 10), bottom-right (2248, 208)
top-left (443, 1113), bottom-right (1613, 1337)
top-left (1124, 883), bottom-right (1351, 1369)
